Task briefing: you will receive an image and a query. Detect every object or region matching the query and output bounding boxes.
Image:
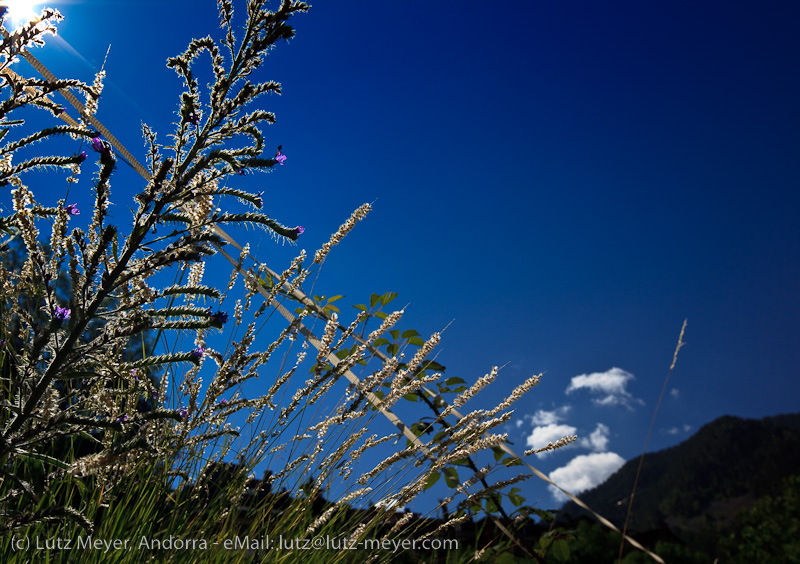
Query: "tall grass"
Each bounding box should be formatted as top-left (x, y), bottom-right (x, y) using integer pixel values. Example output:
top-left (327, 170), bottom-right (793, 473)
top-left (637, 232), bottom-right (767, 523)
top-left (0, 3), bottom-right (567, 563)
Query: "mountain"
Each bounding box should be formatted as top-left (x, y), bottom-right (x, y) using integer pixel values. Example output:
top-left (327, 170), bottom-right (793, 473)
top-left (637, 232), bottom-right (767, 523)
top-left (557, 412), bottom-right (800, 539)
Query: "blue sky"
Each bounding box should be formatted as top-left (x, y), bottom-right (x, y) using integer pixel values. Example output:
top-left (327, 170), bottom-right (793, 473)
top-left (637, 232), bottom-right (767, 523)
top-left (4, 0), bottom-right (799, 509)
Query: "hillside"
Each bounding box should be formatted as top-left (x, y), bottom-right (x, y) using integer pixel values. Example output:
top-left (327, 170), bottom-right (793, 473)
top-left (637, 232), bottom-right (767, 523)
top-left (558, 412), bottom-right (800, 538)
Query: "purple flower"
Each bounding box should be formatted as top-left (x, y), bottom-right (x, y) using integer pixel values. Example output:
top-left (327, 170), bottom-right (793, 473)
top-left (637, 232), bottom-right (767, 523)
top-left (190, 346), bottom-right (205, 360)
top-left (53, 306), bottom-right (71, 322)
top-left (236, 168), bottom-right (248, 176)
top-left (188, 110), bottom-right (200, 125)
top-left (219, 398), bottom-right (227, 406)
top-left (56, 106), bottom-right (65, 115)
top-left (210, 310), bottom-right (228, 326)
top-left (288, 226), bottom-right (304, 240)
top-left (64, 203), bottom-right (80, 216)
top-left (76, 151), bottom-right (87, 163)
top-left (116, 414), bottom-right (129, 422)
top-left (274, 151), bottom-right (287, 165)
top-left (254, 191), bottom-right (264, 208)
top-left (178, 407), bottom-right (189, 419)
top-left (90, 136), bottom-right (113, 157)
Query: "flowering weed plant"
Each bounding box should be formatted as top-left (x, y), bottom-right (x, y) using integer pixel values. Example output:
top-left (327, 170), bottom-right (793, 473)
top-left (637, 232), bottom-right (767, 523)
top-left (0, 2), bottom-right (602, 563)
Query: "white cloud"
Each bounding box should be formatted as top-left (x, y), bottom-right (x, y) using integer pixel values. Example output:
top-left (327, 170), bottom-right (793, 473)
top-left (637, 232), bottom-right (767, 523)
top-left (664, 424), bottom-right (693, 436)
top-left (529, 406), bottom-right (572, 426)
top-left (526, 423), bottom-right (578, 458)
top-left (565, 367), bottom-right (643, 409)
top-left (670, 388), bottom-right (680, 399)
top-left (579, 423), bottom-right (610, 452)
top-left (548, 452), bottom-right (626, 503)
top-left (373, 498), bottom-right (407, 513)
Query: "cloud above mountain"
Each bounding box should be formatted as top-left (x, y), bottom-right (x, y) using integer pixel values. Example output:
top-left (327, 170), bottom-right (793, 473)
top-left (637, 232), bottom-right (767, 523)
top-left (529, 406), bottom-right (572, 426)
top-left (579, 423), bottom-right (610, 452)
top-left (526, 423), bottom-right (578, 457)
top-left (548, 452), bottom-right (626, 503)
top-left (565, 367), bottom-right (644, 409)
top-left (521, 368), bottom-right (639, 502)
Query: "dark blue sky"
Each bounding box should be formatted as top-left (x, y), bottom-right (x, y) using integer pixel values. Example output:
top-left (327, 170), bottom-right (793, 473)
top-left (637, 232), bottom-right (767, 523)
top-left (7, 0), bottom-right (799, 506)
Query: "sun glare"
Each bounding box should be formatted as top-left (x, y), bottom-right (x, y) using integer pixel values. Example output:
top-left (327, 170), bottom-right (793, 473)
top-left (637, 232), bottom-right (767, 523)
top-left (2, 0), bottom-right (43, 26)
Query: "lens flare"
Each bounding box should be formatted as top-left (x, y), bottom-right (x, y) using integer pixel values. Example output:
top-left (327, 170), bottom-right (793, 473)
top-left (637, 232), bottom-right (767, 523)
top-left (2, 0), bottom-right (43, 26)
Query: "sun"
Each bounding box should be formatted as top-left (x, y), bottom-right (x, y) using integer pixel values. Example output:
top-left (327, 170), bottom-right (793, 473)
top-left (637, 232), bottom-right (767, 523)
top-left (1, 0), bottom-right (44, 26)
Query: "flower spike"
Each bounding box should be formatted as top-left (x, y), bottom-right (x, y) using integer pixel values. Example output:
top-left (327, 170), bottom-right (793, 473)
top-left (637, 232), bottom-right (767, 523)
top-left (89, 136), bottom-right (114, 161)
top-left (53, 306), bottom-right (71, 322)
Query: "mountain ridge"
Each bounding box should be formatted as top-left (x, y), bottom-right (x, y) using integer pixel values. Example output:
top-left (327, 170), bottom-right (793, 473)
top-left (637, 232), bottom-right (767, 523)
top-left (557, 411), bottom-right (800, 537)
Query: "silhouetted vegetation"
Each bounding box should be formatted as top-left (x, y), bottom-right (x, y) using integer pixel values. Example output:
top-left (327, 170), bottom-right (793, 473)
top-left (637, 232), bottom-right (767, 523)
top-left (557, 413), bottom-right (800, 561)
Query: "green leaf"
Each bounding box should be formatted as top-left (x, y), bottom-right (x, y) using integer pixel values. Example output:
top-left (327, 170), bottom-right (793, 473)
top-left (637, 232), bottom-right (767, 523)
top-left (502, 456), bottom-right (523, 467)
top-left (16, 449), bottom-right (70, 470)
top-left (389, 329), bottom-right (399, 340)
top-left (352, 304), bottom-right (367, 312)
top-left (323, 304), bottom-right (340, 314)
top-left (421, 360), bottom-right (446, 371)
top-left (532, 508), bottom-right (555, 523)
top-left (407, 336), bottom-right (425, 346)
top-left (445, 377), bottom-right (465, 385)
top-left (327, 295), bottom-right (344, 303)
top-left (508, 493), bottom-right (525, 507)
top-left (424, 471), bottom-right (441, 490)
top-left (539, 536), bottom-right (552, 550)
top-left (373, 338), bottom-right (390, 347)
top-left (77, 431), bottom-right (103, 447)
top-left (374, 311), bottom-right (388, 320)
top-left (380, 291), bottom-right (399, 306)
top-left (386, 344), bottom-right (399, 356)
top-left (401, 329), bottom-right (420, 339)
top-left (403, 393), bottom-right (418, 402)
top-left (492, 446), bottom-right (505, 462)
top-left (443, 467), bottom-right (460, 488)
top-left (495, 554), bottom-right (520, 564)
top-left (370, 293), bottom-right (381, 308)
top-left (485, 497), bottom-right (499, 513)
top-left (551, 539), bottom-right (570, 561)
